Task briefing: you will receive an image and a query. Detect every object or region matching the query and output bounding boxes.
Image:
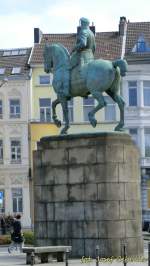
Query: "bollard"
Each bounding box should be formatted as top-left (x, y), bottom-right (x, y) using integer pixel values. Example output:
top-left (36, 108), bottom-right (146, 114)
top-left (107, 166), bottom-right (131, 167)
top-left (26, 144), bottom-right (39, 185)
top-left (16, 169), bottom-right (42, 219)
top-left (65, 248), bottom-right (70, 266)
top-left (95, 245), bottom-right (99, 266)
top-left (31, 252), bottom-right (35, 266)
top-left (123, 244), bottom-right (127, 266)
top-left (148, 242), bottom-right (150, 266)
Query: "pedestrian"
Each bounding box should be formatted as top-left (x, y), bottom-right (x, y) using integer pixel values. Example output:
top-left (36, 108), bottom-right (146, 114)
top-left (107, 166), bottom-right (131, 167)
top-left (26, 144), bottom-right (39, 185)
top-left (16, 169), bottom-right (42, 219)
top-left (0, 216), bottom-right (6, 235)
top-left (8, 214), bottom-right (24, 253)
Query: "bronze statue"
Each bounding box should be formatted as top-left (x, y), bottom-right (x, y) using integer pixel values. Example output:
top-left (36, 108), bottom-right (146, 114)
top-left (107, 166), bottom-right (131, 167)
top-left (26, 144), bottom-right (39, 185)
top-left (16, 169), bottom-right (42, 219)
top-left (43, 18), bottom-right (128, 134)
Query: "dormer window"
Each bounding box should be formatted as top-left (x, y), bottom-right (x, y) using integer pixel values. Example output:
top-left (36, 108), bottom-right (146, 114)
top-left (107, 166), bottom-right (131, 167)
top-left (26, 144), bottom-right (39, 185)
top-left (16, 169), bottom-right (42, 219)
top-left (3, 50), bottom-right (11, 56)
top-left (11, 67), bottom-right (21, 74)
top-left (11, 50), bottom-right (19, 56)
top-left (3, 49), bottom-right (27, 56)
top-left (19, 49), bottom-right (27, 55)
top-left (0, 68), bottom-right (5, 75)
top-left (132, 34), bottom-right (150, 53)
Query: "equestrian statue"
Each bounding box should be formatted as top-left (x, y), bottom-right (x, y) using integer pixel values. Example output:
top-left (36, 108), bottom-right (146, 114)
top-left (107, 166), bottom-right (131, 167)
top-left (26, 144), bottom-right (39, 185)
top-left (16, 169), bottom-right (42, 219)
top-left (43, 17), bottom-right (128, 134)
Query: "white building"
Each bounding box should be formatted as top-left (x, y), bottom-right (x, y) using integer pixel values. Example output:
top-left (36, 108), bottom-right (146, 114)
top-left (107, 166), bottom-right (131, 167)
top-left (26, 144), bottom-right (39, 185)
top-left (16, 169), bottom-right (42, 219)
top-left (122, 21), bottom-right (150, 226)
top-left (0, 48), bottom-right (31, 228)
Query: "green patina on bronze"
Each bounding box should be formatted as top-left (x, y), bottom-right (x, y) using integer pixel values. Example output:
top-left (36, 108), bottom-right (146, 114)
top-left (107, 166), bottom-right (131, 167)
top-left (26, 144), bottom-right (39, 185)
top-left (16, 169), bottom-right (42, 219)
top-left (43, 17), bottom-right (128, 134)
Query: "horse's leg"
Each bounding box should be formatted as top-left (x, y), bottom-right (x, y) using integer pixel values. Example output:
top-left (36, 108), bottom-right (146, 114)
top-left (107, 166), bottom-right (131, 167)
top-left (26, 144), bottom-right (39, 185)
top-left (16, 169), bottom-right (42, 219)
top-left (52, 98), bottom-right (61, 127)
top-left (106, 89), bottom-right (125, 131)
top-left (88, 90), bottom-right (106, 127)
top-left (59, 97), bottom-right (70, 135)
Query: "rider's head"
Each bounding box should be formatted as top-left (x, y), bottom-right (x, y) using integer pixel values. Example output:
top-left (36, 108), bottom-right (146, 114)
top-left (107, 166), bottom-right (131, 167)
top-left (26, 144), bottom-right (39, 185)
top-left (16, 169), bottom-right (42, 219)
top-left (80, 17), bottom-right (90, 28)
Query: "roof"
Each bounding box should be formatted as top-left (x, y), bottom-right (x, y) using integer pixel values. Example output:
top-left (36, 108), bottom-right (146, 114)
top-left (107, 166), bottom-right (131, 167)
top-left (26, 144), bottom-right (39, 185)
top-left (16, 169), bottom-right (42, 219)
top-left (0, 47), bottom-right (32, 78)
top-left (125, 21), bottom-right (150, 62)
top-left (30, 31), bottom-right (123, 65)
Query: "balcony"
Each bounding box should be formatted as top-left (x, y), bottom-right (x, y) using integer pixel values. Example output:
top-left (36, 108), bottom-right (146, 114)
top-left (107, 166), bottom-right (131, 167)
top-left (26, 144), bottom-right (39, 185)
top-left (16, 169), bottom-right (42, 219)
top-left (141, 157), bottom-right (150, 167)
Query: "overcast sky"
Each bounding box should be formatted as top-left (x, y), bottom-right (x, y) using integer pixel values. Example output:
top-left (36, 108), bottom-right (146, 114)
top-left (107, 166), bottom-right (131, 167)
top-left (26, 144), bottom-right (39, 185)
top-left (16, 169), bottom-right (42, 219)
top-left (0, 0), bottom-right (150, 49)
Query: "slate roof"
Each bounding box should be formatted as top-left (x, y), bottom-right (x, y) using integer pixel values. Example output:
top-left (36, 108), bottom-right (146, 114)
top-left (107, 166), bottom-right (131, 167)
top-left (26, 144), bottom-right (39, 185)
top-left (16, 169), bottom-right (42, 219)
top-left (0, 47), bottom-right (32, 78)
top-left (125, 21), bottom-right (150, 62)
top-left (30, 31), bottom-right (123, 65)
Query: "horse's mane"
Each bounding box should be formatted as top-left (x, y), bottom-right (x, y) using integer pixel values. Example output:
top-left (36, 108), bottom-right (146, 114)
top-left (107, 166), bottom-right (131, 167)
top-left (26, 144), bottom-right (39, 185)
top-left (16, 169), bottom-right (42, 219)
top-left (57, 43), bottom-right (70, 58)
top-left (49, 43), bottom-right (70, 66)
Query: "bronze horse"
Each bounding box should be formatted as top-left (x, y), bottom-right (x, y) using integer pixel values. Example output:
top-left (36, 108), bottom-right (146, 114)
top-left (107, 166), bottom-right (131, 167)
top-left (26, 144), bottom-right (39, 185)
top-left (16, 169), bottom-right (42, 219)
top-left (43, 43), bottom-right (128, 134)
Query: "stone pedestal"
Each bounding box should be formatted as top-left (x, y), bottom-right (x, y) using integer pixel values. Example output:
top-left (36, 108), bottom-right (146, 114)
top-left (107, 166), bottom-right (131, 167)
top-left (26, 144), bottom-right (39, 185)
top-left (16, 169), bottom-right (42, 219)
top-left (33, 132), bottom-right (143, 258)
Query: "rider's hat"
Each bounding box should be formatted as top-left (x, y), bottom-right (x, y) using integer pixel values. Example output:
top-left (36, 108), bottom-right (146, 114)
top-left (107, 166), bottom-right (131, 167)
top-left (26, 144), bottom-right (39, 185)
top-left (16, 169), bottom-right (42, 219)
top-left (80, 17), bottom-right (90, 26)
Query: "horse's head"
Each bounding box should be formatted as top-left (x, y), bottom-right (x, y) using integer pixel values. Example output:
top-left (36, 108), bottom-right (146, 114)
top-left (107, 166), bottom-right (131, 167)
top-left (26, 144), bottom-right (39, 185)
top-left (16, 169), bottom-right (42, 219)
top-left (43, 44), bottom-right (53, 73)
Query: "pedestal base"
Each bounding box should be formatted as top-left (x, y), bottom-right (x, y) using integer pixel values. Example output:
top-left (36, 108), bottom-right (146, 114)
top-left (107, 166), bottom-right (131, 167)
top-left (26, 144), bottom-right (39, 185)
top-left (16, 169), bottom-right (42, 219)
top-left (34, 132), bottom-right (143, 258)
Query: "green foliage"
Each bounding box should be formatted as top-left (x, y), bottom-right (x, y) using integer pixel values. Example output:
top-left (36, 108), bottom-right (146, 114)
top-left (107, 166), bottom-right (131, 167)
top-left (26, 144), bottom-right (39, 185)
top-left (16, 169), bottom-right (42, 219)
top-left (0, 231), bottom-right (34, 246)
top-left (23, 231), bottom-right (34, 245)
top-left (0, 235), bottom-right (11, 245)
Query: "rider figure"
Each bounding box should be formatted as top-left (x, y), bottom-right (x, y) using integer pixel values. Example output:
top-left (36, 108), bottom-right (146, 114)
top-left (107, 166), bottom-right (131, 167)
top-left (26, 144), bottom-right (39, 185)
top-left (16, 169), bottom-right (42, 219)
top-left (63, 17), bottom-right (96, 98)
top-left (70, 17), bottom-right (96, 68)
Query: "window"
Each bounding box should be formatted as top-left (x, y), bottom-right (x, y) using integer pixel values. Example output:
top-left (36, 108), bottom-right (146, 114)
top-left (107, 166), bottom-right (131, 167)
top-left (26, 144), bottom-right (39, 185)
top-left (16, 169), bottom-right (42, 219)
top-left (11, 140), bottom-right (21, 163)
top-left (132, 34), bottom-right (150, 53)
top-left (68, 99), bottom-right (74, 122)
top-left (129, 128), bottom-right (138, 145)
top-left (0, 190), bottom-right (5, 213)
top-left (3, 49), bottom-right (26, 56)
top-left (128, 81), bottom-right (137, 106)
top-left (0, 68), bottom-right (5, 75)
top-left (11, 67), bottom-right (21, 74)
top-left (11, 50), bottom-right (19, 56)
top-left (12, 188), bottom-right (23, 213)
top-left (104, 96), bottom-right (116, 121)
top-left (143, 81), bottom-right (150, 106)
top-left (39, 98), bottom-right (51, 122)
top-left (9, 99), bottom-right (20, 118)
top-left (19, 49), bottom-right (27, 55)
top-left (0, 100), bottom-right (3, 118)
top-left (83, 97), bottom-right (94, 122)
top-left (3, 50), bottom-right (11, 56)
top-left (39, 75), bottom-right (50, 85)
top-left (145, 129), bottom-right (150, 157)
top-left (0, 140), bottom-right (3, 163)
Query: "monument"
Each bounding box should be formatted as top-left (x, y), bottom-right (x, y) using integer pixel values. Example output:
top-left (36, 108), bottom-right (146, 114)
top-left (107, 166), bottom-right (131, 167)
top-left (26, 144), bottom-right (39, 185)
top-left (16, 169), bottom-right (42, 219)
top-left (43, 17), bottom-right (127, 134)
top-left (33, 18), bottom-right (143, 258)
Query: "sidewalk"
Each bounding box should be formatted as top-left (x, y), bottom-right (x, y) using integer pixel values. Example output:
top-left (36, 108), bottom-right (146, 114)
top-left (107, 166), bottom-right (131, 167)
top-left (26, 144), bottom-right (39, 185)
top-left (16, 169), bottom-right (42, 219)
top-left (0, 245), bottom-right (149, 266)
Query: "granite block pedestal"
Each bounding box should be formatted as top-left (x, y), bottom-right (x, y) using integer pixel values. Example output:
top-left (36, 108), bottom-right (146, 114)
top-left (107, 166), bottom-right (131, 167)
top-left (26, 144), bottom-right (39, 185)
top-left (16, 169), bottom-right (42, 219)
top-left (33, 132), bottom-right (143, 258)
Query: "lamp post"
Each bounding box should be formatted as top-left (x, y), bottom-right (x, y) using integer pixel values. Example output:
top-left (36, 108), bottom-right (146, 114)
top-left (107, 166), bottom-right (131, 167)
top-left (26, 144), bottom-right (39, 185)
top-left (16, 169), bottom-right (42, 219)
top-left (95, 245), bottom-right (99, 266)
top-left (65, 247), bottom-right (70, 266)
top-left (121, 240), bottom-right (127, 266)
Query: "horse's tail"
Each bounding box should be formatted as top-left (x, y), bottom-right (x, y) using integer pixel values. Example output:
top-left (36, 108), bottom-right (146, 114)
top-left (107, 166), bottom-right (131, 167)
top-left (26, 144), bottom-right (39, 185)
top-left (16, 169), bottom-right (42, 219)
top-left (112, 59), bottom-right (128, 77)
top-left (109, 61), bottom-right (121, 93)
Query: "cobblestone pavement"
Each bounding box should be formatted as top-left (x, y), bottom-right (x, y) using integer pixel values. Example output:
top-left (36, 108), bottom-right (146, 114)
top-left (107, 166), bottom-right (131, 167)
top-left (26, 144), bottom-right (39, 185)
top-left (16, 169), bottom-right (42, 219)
top-left (0, 244), bottom-right (149, 266)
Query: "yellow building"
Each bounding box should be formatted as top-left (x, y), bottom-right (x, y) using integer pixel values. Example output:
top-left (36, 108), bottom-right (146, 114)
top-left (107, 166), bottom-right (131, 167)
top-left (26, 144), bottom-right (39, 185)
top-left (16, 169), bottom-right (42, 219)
top-left (29, 64), bottom-right (59, 162)
top-left (29, 64), bottom-right (59, 222)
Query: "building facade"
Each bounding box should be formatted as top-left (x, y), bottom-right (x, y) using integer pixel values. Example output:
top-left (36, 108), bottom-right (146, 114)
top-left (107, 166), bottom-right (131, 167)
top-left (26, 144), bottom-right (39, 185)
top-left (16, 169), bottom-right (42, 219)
top-left (0, 48), bottom-right (31, 227)
top-left (123, 21), bottom-right (150, 225)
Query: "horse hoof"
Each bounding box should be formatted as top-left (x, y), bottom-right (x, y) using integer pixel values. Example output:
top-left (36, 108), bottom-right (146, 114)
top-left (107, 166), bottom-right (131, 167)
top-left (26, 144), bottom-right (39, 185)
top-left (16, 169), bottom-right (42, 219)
top-left (114, 125), bottom-right (124, 131)
top-left (56, 120), bottom-right (61, 128)
top-left (60, 129), bottom-right (67, 135)
top-left (90, 118), bottom-right (97, 128)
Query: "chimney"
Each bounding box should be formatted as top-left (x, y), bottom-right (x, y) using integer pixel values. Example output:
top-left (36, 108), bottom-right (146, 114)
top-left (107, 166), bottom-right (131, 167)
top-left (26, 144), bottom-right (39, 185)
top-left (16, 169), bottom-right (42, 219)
top-left (90, 22), bottom-right (96, 36)
top-left (119, 17), bottom-right (127, 36)
top-left (34, 28), bottom-right (43, 44)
